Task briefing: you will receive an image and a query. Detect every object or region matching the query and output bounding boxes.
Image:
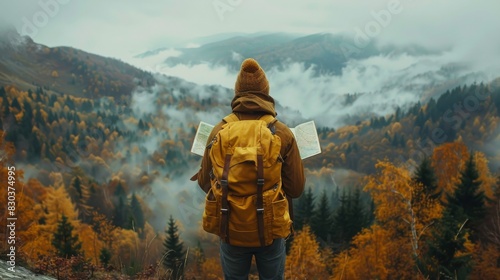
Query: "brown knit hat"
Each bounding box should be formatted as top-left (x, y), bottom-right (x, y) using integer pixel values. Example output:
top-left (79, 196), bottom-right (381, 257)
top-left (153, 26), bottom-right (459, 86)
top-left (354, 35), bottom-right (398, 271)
top-left (234, 58), bottom-right (269, 95)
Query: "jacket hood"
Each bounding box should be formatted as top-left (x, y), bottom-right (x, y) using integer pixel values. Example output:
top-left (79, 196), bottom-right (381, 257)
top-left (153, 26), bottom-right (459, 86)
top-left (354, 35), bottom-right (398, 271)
top-left (231, 91), bottom-right (277, 117)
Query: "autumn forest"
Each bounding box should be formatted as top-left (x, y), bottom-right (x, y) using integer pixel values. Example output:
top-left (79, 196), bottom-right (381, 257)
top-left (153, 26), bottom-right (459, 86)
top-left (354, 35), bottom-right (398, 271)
top-left (1, 34), bottom-right (500, 279)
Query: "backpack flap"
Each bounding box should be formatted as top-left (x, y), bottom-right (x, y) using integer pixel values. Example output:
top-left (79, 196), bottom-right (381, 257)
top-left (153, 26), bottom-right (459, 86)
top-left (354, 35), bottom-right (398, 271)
top-left (231, 146), bottom-right (258, 168)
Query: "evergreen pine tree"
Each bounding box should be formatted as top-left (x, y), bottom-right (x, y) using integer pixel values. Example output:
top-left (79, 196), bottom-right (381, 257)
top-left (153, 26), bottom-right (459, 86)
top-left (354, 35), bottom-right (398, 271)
top-left (34, 109), bottom-right (45, 128)
top-left (346, 188), bottom-right (366, 240)
top-left (129, 193), bottom-right (145, 234)
top-left (294, 187), bottom-right (315, 230)
top-left (71, 176), bottom-right (83, 199)
top-left (1, 96), bottom-right (10, 118)
top-left (48, 110), bottom-right (55, 123)
top-left (27, 134), bottom-right (42, 161)
top-left (331, 189), bottom-right (350, 247)
top-left (331, 184), bottom-right (340, 210)
top-left (52, 214), bottom-right (82, 258)
top-left (112, 182), bottom-right (130, 228)
top-left (395, 107), bottom-right (402, 121)
top-left (99, 247), bottom-right (112, 268)
top-left (19, 102), bottom-right (33, 138)
top-left (446, 154), bottom-right (487, 239)
top-left (35, 89), bottom-right (43, 102)
top-left (422, 209), bottom-right (472, 279)
top-left (311, 190), bottom-right (333, 243)
top-left (87, 183), bottom-right (109, 217)
top-left (138, 119), bottom-right (146, 130)
top-left (413, 157), bottom-right (441, 201)
top-left (0, 87), bottom-right (6, 99)
top-left (113, 196), bottom-right (128, 228)
top-left (163, 215), bottom-right (185, 279)
top-left (11, 97), bottom-right (21, 111)
top-left (65, 95), bottom-right (75, 110)
top-left (414, 109), bottom-right (426, 128)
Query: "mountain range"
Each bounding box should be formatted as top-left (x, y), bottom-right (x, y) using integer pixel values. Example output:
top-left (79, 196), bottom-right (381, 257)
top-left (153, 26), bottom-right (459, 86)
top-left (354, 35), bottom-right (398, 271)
top-left (141, 32), bottom-right (441, 75)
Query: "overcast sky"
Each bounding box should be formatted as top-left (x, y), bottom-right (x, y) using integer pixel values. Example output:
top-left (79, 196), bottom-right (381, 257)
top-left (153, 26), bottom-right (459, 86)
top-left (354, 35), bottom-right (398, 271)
top-left (1, 0), bottom-right (499, 61)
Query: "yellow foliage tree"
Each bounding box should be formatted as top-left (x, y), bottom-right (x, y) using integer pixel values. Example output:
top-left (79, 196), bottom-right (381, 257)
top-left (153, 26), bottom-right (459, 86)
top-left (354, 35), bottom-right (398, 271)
top-left (365, 161), bottom-right (441, 241)
top-left (431, 141), bottom-right (469, 201)
top-left (331, 225), bottom-right (392, 280)
top-left (391, 122), bottom-right (402, 133)
top-left (44, 185), bottom-right (77, 227)
top-left (137, 222), bottom-right (163, 268)
top-left (201, 257), bottom-right (223, 280)
top-left (22, 185), bottom-right (79, 262)
top-left (469, 244), bottom-right (500, 280)
top-left (77, 223), bottom-right (103, 265)
top-left (285, 225), bottom-right (328, 279)
top-left (0, 137), bottom-right (37, 258)
top-left (15, 179), bottom-right (45, 251)
top-left (92, 212), bottom-right (117, 250)
top-left (112, 228), bottom-right (140, 270)
top-left (474, 151), bottom-right (496, 200)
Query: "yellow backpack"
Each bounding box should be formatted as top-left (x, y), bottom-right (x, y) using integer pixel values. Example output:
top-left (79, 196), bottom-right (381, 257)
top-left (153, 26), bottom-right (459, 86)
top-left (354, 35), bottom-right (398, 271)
top-left (202, 113), bottom-right (292, 247)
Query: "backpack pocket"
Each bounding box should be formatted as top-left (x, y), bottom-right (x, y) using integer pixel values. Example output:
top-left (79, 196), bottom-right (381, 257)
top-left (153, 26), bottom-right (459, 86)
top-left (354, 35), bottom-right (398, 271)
top-left (202, 188), bottom-right (220, 235)
top-left (227, 194), bottom-right (261, 247)
top-left (271, 190), bottom-right (292, 238)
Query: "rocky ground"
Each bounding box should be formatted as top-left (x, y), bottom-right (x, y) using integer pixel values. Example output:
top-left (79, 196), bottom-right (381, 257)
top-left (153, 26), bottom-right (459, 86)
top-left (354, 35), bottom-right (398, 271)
top-left (0, 262), bottom-right (55, 280)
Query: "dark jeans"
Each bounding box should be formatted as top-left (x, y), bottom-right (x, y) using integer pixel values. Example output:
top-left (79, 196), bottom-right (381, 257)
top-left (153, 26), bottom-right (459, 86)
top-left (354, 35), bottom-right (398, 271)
top-left (220, 238), bottom-right (285, 280)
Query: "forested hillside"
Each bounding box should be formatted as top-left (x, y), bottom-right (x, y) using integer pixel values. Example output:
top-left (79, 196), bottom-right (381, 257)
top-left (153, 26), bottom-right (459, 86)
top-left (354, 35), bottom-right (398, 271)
top-left (310, 81), bottom-right (500, 174)
top-left (2, 79), bottom-right (499, 278)
top-left (0, 27), bottom-right (155, 99)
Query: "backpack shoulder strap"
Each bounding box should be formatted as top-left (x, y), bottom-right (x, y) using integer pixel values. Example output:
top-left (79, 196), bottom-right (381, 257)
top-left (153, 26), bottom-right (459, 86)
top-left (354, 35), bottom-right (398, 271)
top-left (259, 114), bottom-right (277, 125)
top-left (259, 115), bottom-right (278, 135)
top-left (222, 113), bottom-right (239, 123)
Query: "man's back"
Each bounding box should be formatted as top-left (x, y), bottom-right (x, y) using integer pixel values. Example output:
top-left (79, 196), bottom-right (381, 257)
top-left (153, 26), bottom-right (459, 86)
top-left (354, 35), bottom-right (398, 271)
top-left (194, 58), bottom-right (305, 279)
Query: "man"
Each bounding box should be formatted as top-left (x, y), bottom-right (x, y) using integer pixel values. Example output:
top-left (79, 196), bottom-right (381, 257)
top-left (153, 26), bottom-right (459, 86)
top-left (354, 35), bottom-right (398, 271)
top-left (195, 58), bottom-right (305, 279)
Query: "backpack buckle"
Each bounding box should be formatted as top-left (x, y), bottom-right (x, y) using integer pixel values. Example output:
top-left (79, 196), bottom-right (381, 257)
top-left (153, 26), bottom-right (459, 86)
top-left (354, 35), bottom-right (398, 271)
top-left (256, 208), bottom-right (264, 214)
top-left (257, 179), bottom-right (264, 186)
top-left (220, 179), bottom-right (228, 187)
top-left (221, 208), bottom-right (228, 213)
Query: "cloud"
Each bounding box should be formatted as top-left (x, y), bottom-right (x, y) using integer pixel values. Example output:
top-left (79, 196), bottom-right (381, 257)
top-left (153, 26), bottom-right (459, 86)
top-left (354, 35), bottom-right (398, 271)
top-left (231, 51), bottom-right (243, 62)
top-left (130, 46), bottom-right (497, 128)
top-left (127, 48), bottom-right (182, 71)
top-left (145, 163), bottom-right (206, 234)
top-left (154, 62), bottom-right (237, 89)
top-left (2, 0), bottom-right (500, 61)
top-left (130, 86), bottom-right (159, 117)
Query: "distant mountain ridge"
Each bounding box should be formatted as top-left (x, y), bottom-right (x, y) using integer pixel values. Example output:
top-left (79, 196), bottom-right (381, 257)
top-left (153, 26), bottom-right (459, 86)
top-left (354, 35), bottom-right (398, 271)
top-left (0, 26), bottom-right (155, 99)
top-left (159, 32), bottom-right (441, 75)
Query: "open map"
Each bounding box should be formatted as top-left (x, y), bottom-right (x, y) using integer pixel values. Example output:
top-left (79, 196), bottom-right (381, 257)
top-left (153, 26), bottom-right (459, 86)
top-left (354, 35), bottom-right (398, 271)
top-left (190, 121), bottom-right (321, 159)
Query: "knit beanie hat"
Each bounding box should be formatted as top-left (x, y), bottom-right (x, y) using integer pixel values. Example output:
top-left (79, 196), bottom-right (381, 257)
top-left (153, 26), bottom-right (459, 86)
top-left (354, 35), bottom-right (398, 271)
top-left (234, 58), bottom-right (269, 95)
